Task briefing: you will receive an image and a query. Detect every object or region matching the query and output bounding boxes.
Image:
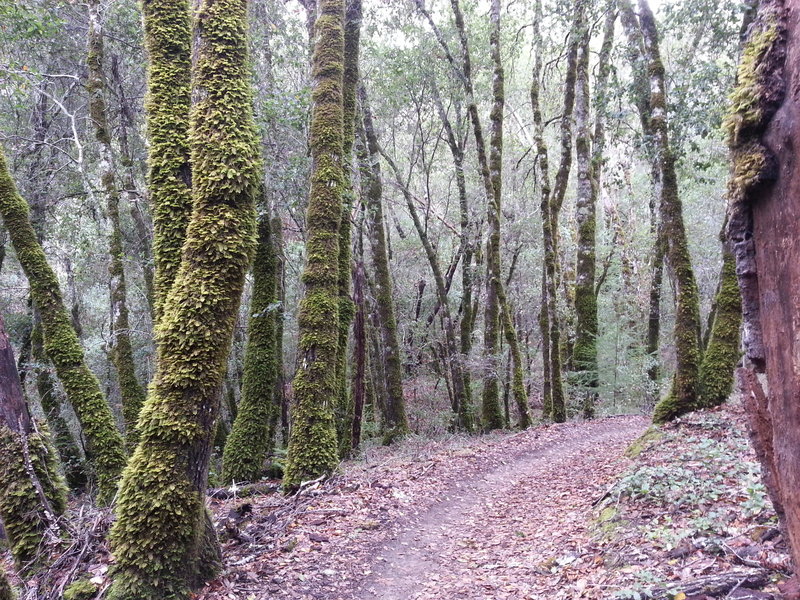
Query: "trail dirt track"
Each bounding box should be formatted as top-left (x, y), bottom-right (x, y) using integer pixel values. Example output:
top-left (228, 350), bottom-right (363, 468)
top-left (353, 417), bottom-right (646, 600)
top-left (200, 416), bottom-right (647, 600)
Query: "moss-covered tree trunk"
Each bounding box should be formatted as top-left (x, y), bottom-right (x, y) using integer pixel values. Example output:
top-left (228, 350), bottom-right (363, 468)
top-left (271, 215), bottom-right (288, 446)
top-left (531, 0), bottom-right (565, 422)
top-left (573, 14), bottom-right (599, 419)
top-left (479, 0), bottom-right (505, 430)
top-left (30, 320), bottom-right (87, 491)
top-left (0, 148), bottom-right (126, 503)
top-left (142, 0), bottom-right (193, 325)
top-left (359, 91), bottom-right (408, 444)
top-left (431, 83), bottom-right (475, 428)
top-left (699, 243), bottom-right (742, 407)
top-left (108, 0), bottom-right (261, 594)
top-left (334, 0), bottom-right (362, 455)
top-left (87, 0), bottom-right (148, 447)
top-left (284, 0), bottom-right (346, 488)
top-left (0, 312), bottom-right (67, 569)
top-left (498, 284), bottom-right (529, 428)
top-left (221, 208), bottom-right (277, 484)
top-left (631, 0), bottom-right (703, 424)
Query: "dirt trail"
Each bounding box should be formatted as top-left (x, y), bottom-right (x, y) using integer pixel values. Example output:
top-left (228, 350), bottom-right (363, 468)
top-left (353, 417), bottom-right (646, 600)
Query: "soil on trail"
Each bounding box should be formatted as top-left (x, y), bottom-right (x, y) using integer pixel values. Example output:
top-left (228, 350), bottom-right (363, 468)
top-left (200, 416), bottom-right (647, 600)
top-left (354, 417), bottom-right (646, 600)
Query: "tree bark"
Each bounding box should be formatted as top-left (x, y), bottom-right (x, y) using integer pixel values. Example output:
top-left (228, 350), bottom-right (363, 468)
top-left (284, 0), bottom-right (346, 488)
top-left (0, 311), bottom-right (67, 568)
top-left (531, 0), bottom-right (565, 422)
top-left (108, 0), bottom-right (261, 594)
top-left (0, 148), bottom-right (126, 503)
top-left (87, 0), bottom-right (148, 447)
top-left (359, 89), bottom-right (409, 442)
top-left (573, 5), bottom-right (599, 419)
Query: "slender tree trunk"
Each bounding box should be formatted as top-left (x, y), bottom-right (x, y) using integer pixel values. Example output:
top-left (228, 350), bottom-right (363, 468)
top-left (698, 239), bottom-right (742, 407)
top-left (31, 318), bottom-right (87, 491)
top-left (628, 0), bottom-right (703, 424)
top-left (531, 0), bottom-right (565, 422)
top-left (573, 8), bottom-right (599, 418)
top-left (378, 121), bottom-right (472, 431)
top-left (359, 90), bottom-right (408, 442)
top-left (108, 0), bottom-right (261, 594)
top-left (284, 0), bottom-right (346, 488)
top-left (0, 312), bottom-right (67, 568)
top-left (498, 283), bottom-right (529, 427)
top-left (142, 0), bottom-right (194, 325)
top-left (0, 149), bottom-right (126, 503)
top-left (111, 54), bottom-right (155, 316)
top-left (271, 215), bottom-right (288, 446)
top-left (351, 216), bottom-right (367, 451)
top-left (431, 83), bottom-right (474, 417)
top-left (87, 0), bottom-right (148, 447)
top-left (222, 207), bottom-right (278, 484)
top-left (479, 0), bottom-right (505, 430)
top-left (334, 0), bottom-right (362, 455)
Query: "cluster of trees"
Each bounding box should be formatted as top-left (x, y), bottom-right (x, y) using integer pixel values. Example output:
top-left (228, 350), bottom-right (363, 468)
top-left (0, 0), bottom-right (776, 596)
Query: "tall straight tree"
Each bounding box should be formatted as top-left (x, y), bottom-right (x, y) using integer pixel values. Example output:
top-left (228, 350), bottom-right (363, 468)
top-left (108, 0), bottom-right (261, 595)
top-left (0, 149), bottom-right (126, 502)
top-left (284, 0), bottom-right (346, 488)
top-left (481, 0), bottom-right (505, 430)
top-left (572, 5), bottom-right (599, 418)
top-left (627, 0), bottom-right (703, 424)
top-left (335, 0), bottom-right (362, 453)
top-left (359, 87), bottom-right (408, 442)
top-left (86, 0), bottom-right (147, 445)
top-left (531, 0), bottom-right (566, 422)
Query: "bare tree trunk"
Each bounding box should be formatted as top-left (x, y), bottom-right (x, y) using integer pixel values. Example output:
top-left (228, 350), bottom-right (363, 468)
top-left (531, 0), bottom-right (565, 422)
top-left (87, 0), bottom-right (148, 447)
top-left (358, 86), bottom-right (408, 442)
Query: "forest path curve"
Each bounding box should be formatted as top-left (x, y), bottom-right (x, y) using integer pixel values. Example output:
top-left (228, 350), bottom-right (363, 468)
top-left (352, 417), bottom-right (646, 600)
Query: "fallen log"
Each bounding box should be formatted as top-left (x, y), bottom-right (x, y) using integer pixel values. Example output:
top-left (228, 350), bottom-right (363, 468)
top-left (206, 482), bottom-right (280, 499)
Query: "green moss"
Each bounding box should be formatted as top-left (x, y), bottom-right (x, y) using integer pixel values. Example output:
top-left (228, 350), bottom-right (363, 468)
top-left (87, 0), bottom-right (148, 449)
top-left (0, 148), bottom-right (126, 503)
top-left (222, 212), bottom-right (278, 484)
top-left (724, 22), bottom-right (779, 144)
top-left (698, 250), bottom-right (742, 408)
top-left (108, 0), bottom-right (260, 596)
top-left (0, 424), bottom-right (67, 568)
top-left (142, 0), bottom-right (194, 324)
top-left (64, 579), bottom-right (97, 600)
top-left (284, 0), bottom-right (346, 489)
top-left (31, 321), bottom-right (88, 491)
top-left (625, 426), bottom-right (663, 458)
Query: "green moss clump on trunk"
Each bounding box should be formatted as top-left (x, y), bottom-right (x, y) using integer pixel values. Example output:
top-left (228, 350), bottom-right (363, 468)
top-left (0, 148), bottom-right (126, 503)
top-left (222, 213), bottom-right (278, 484)
top-left (698, 250), bottom-right (742, 407)
top-left (108, 0), bottom-right (260, 595)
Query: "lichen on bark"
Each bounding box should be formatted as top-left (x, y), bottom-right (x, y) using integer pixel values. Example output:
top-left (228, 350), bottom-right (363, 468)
top-left (108, 0), bottom-right (261, 595)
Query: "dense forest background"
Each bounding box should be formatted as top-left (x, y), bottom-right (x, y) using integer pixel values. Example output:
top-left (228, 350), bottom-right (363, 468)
top-left (0, 0), bottom-right (742, 443)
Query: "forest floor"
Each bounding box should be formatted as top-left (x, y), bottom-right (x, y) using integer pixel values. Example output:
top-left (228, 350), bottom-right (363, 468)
top-left (193, 399), bottom-right (791, 600)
